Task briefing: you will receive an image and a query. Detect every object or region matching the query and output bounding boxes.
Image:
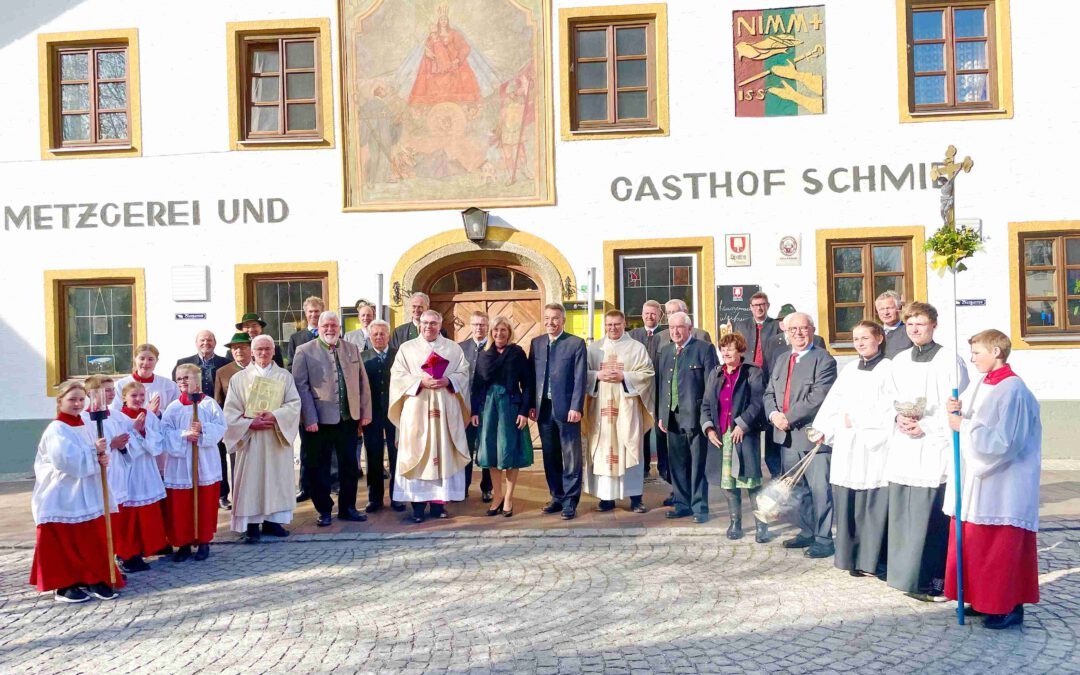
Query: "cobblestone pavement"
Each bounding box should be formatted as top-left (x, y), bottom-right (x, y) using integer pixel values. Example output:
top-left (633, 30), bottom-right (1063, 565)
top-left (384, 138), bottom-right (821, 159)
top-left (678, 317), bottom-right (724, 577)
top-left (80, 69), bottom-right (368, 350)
top-left (2, 521), bottom-right (1078, 674)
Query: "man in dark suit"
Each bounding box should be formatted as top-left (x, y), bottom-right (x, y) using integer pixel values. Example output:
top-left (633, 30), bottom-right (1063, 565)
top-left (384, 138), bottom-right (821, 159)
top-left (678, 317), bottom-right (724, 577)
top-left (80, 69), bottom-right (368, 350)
top-left (657, 312), bottom-right (718, 523)
top-left (360, 320), bottom-right (403, 513)
top-left (288, 296), bottom-right (325, 368)
top-left (733, 292), bottom-right (782, 478)
top-left (293, 311), bottom-right (373, 527)
top-left (763, 312), bottom-right (837, 559)
top-left (459, 311), bottom-right (493, 502)
top-left (390, 292), bottom-right (445, 349)
top-left (763, 304), bottom-right (826, 376)
top-left (875, 290), bottom-right (913, 358)
top-left (628, 299), bottom-right (666, 479)
top-left (173, 329), bottom-right (232, 508)
top-left (528, 303), bottom-right (588, 520)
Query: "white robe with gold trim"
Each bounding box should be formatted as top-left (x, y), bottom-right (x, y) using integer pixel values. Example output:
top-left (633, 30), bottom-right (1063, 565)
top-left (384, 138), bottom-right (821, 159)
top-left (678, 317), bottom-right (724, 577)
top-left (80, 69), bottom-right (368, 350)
top-left (222, 363), bottom-right (302, 530)
top-left (582, 334), bottom-right (655, 500)
top-left (389, 336), bottom-right (471, 502)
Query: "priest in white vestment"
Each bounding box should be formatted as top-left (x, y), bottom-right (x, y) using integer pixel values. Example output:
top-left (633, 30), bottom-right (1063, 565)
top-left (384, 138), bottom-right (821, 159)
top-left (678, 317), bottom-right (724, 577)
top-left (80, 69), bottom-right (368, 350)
top-left (223, 335), bottom-right (302, 542)
top-left (389, 310), bottom-right (472, 522)
top-left (583, 310), bottom-right (655, 513)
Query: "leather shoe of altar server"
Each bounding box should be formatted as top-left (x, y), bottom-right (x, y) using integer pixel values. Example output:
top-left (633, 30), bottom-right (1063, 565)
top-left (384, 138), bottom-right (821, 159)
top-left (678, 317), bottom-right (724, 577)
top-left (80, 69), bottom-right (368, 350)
top-left (782, 534), bottom-right (815, 549)
top-left (261, 522), bottom-right (289, 537)
top-left (193, 544), bottom-right (210, 561)
top-left (542, 500), bottom-right (563, 514)
top-left (665, 509), bottom-right (693, 519)
top-left (804, 542), bottom-right (835, 559)
top-left (316, 513), bottom-right (332, 527)
top-left (338, 508), bottom-right (368, 522)
top-left (242, 524), bottom-right (261, 544)
top-left (984, 605), bottom-right (1024, 629)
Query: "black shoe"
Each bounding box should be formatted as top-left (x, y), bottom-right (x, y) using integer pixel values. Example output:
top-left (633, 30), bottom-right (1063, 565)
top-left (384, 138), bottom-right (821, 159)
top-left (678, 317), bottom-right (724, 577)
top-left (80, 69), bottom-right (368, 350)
top-left (316, 513), bottom-right (332, 527)
top-left (726, 517), bottom-right (743, 540)
top-left (984, 605), bottom-right (1024, 629)
top-left (561, 507), bottom-right (577, 520)
top-left (542, 501), bottom-right (563, 514)
top-left (85, 583), bottom-right (117, 600)
top-left (219, 497), bottom-right (232, 510)
top-left (296, 491), bottom-right (310, 503)
top-left (804, 542), bottom-right (835, 559)
top-left (242, 524), bottom-right (261, 544)
top-left (630, 501), bottom-right (648, 514)
top-left (390, 501), bottom-right (406, 512)
top-left (665, 509), bottom-right (692, 519)
top-left (692, 514), bottom-right (710, 524)
top-left (364, 502), bottom-right (382, 513)
top-left (172, 545), bottom-right (192, 562)
top-left (261, 522), bottom-right (289, 537)
top-left (963, 605), bottom-right (987, 617)
top-left (119, 555), bottom-right (150, 573)
top-left (411, 504), bottom-right (426, 523)
top-left (754, 522), bottom-right (771, 544)
top-left (54, 586), bottom-right (90, 603)
top-left (481, 491), bottom-right (494, 503)
top-left (154, 544), bottom-right (174, 557)
top-left (782, 535), bottom-right (815, 549)
top-left (430, 504), bottom-right (448, 519)
top-left (338, 508), bottom-right (368, 522)
top-left (486, 503), bottom-right (504, 516)
top-left (193, 544), bottom-right (210, 561)
top-left (662, 494), bottom-right (675, 507)
top-left (596, 500), bottom-right (616, 512)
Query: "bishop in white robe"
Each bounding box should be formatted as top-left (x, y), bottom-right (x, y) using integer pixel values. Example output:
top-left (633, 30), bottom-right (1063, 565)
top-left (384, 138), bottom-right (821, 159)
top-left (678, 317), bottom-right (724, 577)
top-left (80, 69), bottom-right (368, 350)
top-left (389, 310), bottom-right (472, 522)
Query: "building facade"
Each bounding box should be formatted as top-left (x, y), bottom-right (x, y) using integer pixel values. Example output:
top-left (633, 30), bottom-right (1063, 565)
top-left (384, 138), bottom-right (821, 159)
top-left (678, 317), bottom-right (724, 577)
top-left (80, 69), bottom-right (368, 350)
top-left (1, 0), bottom-right (1078, 471)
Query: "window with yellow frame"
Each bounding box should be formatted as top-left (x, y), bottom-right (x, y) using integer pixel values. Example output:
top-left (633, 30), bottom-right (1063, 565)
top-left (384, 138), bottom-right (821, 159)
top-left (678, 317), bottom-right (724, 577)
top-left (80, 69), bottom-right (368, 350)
top-left (897, 0), bottom-right (1012, 122)
top-left (226, 19), bottom-right (334, 150)
top-left (38, 29), bottom-right (142, 159)
top-left (559, 4), bottom-right (669, 141)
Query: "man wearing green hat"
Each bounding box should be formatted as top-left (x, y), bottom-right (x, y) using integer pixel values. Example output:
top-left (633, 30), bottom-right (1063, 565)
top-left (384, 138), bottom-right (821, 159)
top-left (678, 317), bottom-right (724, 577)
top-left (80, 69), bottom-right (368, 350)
top-left (231, 313), bottom-right (284, 368)
top-left (214, 332), bottom-right (254, 510)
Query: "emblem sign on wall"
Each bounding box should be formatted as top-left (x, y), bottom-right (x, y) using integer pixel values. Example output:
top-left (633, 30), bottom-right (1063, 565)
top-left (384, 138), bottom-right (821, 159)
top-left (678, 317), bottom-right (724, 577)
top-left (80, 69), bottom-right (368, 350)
top-left (725, 233), bottom-right (752, 267)
top-left (732, 5), bottom-right (826, 117)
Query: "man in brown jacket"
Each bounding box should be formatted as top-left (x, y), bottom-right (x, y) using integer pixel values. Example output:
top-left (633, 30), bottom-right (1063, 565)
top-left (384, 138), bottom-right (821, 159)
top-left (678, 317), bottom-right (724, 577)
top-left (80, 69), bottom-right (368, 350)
top-left (212, 332), bottom-right (252, 510)
top-left (292, 311), bottom-right (373, 526)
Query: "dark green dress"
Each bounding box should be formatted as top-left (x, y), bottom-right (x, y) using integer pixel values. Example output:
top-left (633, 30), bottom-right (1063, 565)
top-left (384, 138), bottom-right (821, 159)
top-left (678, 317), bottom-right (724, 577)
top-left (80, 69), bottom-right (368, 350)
top-left (471, 344), bottom-right (534, 470)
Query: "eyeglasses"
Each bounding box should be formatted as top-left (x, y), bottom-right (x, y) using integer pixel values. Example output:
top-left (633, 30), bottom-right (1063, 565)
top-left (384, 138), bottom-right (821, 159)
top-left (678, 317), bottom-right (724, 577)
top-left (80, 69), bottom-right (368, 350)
top-left (787, 326), bottom-right (812, 334)
top-left (750, 303), bottom-right (769, 308)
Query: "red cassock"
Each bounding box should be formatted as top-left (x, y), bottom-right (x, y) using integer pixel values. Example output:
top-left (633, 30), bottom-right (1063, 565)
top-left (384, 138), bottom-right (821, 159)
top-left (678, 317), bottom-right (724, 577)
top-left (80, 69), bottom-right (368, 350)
top-left (164, 483), bottom-right (220, 546)
top-left (945, 518), bottom-right (1040, 615)
top-left (29, 517), bottom-right (126, 592)
top-left (408, 29), bottom-right (481, 106)
top-left (115, 503), bottom-right (168, 559)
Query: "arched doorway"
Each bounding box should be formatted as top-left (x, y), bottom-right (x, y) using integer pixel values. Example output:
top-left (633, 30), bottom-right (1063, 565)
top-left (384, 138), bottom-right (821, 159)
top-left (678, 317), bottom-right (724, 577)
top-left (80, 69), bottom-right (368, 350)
top-left (427, 263), bottom-right (544, 349)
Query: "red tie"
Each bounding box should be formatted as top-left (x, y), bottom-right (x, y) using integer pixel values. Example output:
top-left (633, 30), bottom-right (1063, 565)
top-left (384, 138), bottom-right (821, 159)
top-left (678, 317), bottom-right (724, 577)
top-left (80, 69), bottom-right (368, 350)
top-left (782, 352), bottom-right (797, 413)
top-left (753, 324), bottom-right (763, 366)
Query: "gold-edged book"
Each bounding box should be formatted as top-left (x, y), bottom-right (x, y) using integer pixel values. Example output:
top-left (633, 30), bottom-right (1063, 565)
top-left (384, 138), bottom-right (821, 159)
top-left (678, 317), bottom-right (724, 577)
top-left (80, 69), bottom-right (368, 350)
top-left (246, 376), bottom-right (285, 417)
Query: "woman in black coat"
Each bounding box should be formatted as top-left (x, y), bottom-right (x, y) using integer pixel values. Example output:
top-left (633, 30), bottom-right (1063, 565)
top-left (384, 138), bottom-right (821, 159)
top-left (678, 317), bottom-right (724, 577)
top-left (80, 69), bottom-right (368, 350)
top-left (700, 332), bottom-right (767, 542)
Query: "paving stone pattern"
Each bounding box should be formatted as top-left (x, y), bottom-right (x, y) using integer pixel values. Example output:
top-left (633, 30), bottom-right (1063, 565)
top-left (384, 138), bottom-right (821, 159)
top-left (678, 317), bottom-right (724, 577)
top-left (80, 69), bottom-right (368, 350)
top-left (2, 521), bottom-right (1078, 674)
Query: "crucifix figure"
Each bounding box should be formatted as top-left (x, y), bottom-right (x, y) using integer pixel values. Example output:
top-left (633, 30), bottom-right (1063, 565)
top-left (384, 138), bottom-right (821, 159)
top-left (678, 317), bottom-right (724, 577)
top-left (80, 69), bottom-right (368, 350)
top-left (931, 145), bottom-right (974, 228)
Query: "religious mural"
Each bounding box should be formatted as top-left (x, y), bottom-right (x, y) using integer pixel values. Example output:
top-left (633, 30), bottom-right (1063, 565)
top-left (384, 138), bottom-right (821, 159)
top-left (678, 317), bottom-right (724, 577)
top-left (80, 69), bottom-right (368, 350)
top-left (340, 0), bottom-right (554, 211)
top-left (732, 5), bottom-right (826, 117)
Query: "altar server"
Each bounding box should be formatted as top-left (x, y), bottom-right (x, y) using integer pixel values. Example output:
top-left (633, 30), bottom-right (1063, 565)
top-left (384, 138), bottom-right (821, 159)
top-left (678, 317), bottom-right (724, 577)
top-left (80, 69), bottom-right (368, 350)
top-left (944, 329), bottom-right (1040, 629)
top-left (113, 381), bottom-right (168, 571)
top-left (812, 321), bottom-right (894, 577)
top-left (884, 302), bottom-right (969, 600)
top-left (161, 364), bottom-right (226, 561)
top-left (30, 382), bottom-right (123, 603)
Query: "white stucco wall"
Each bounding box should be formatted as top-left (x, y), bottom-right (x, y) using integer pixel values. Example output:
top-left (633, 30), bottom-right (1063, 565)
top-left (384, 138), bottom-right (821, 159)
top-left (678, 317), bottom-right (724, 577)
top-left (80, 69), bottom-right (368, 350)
top-left (1, 0), bottom-right (1079, 422)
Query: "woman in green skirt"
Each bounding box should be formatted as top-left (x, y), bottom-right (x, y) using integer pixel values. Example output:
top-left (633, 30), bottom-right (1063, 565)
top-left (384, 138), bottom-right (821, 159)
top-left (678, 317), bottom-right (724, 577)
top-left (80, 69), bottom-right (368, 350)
top-left (701, 332), bottom-right (767, 542)
top-left (470, 315), bottom-right (534, 517)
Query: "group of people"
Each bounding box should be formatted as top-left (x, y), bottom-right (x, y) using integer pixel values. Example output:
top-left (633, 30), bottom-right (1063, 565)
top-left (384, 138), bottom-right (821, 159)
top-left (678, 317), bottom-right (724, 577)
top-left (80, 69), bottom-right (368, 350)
top-left (29, 290), bottom-right (1042, 630)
